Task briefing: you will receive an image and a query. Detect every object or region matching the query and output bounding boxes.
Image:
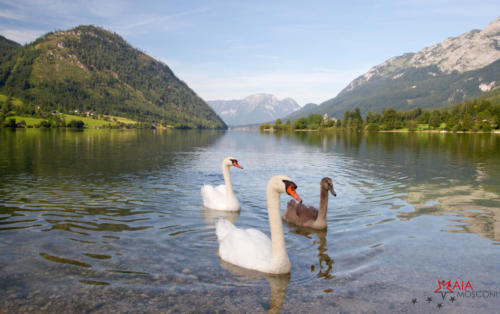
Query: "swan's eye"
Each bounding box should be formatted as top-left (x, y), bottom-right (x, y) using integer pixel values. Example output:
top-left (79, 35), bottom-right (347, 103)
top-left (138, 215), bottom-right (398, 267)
top-left (230, 159), bottom-right (243, 169)
top-left (283, 180), bottom-right (297, 191)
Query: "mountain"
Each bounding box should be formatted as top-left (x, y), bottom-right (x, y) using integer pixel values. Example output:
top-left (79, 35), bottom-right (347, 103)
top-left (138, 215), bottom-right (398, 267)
top-left (0, 35), bottom-right (21, 59)
top-left (207, 93), bottom-right (300, 126)
top-left (0, 26), bottom-right (226, 129)
top-left (303, 16), bottom-right (500, 119)
top-left (282, 103), bottom-right (318, 121)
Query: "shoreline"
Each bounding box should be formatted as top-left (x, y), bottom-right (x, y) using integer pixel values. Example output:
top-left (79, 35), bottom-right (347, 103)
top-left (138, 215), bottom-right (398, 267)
top-left (261, 128), bottom-right (500, 134)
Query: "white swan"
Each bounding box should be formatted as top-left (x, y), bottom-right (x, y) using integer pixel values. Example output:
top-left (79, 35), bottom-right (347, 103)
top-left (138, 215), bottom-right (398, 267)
top-left (201, 157), bottom-right (243, 211)
top-left (216, 175), bottom-right (302, 274)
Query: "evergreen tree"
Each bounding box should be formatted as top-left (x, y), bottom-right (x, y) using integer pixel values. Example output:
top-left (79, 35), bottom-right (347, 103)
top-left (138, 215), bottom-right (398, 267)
top-left (429, 110), bottom-right (441, 128)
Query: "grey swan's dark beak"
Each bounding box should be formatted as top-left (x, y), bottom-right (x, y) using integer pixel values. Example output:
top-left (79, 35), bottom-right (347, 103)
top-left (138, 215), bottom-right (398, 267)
top-left (330, 187), bottom-right (337, 197)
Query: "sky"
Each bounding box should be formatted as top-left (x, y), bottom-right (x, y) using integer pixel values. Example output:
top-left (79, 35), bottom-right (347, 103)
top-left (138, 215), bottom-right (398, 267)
top-left (0, 1), bottom-right (499, 106)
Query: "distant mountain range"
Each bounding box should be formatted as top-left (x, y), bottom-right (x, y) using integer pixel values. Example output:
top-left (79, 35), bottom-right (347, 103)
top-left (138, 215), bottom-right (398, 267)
top-left (207, 94), bottom-right (300, 126)
top-left (0, 26), bottom-right (226, 129)
top-left (3, 17), bottom-right (499, 128)
top-left (290, 16), bottom-right (500, 120)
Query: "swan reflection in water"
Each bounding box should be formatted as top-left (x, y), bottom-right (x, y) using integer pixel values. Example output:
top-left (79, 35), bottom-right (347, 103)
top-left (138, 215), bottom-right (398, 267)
top-left (219, 259), bottom-right (290, 314)
top-left (200, 206), bottom-right (240, 225)
top-left (204, 204), bottom-right (289, 313)
top-left (289, 227), bottom-right (335, 280)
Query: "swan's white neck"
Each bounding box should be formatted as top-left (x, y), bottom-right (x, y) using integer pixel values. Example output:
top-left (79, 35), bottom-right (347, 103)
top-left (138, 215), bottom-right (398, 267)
top-left (222, 162), bottom-right (239, 210)
top-left (267, 184), bottom-right (291, 274)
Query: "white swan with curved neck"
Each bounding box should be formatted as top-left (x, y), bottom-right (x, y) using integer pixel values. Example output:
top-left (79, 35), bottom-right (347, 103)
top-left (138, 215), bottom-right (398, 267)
top-left (201, 157), bottom-right (243, 211)
top-left (216, 175), bottom-right (302, 274)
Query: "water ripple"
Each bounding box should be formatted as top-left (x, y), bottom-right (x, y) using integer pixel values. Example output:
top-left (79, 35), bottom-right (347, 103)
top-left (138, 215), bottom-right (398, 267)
top-left (1, 130), bottom-right (500, 313)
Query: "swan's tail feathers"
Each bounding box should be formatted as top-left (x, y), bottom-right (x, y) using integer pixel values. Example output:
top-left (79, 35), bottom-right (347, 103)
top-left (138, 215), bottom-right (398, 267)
top-left (215, 218), bottom-right (235, 241)
top-left (201, 184), bottom-right (210, 196)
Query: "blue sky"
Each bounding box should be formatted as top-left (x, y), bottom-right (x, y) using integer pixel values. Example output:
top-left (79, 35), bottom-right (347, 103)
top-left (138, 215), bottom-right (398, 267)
top-left (0, 1), bottom-right (499, 106)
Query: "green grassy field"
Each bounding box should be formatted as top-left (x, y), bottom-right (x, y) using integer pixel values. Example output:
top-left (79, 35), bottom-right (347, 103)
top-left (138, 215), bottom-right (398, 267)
top-left (62, 114), bottom-right (137, 127)
top-left (9, 116), bottom-right (45, 126)
top-left (1, 92), bottom-right (138, 128)
top-left (8, 114), bottom-right (137, 128)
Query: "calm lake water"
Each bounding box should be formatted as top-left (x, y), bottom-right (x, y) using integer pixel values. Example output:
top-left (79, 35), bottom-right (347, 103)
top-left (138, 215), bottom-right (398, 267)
top-left (1, 129), bottom-right (499, 313)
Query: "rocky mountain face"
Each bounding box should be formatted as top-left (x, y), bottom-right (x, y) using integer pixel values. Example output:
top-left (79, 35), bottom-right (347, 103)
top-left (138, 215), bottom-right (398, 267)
top-left (301, 16), bottom-right (500, 119)
top-left (207, 93), bottom-right (300, 126)
top-left (346, 17), bottom-right (500, 92)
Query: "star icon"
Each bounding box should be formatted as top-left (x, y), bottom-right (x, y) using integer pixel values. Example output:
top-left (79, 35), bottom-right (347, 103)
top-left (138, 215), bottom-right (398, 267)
top-left (411, 298), bottom-right (417, 304)
top-left (450, 296), bottom-right (455, 303)
top-left (434, 280), bottom-right (453, 293)
top-left (426, 297), bottom-right (432, 303)
top-left (437, 303), bottom-right (443, 309)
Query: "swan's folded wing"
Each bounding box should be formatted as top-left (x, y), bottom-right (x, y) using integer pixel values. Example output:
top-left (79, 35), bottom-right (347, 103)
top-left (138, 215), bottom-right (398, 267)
top-left (244, 228), bottom-right (272, 248)
top-left (201, 184), bottom-right (226, 210)
top-left (218, 225), bottom-right (272, 272)
top-left (291, 200), bottom-right (318, 221)
top-left (214, 184), bottom-right (226, 196)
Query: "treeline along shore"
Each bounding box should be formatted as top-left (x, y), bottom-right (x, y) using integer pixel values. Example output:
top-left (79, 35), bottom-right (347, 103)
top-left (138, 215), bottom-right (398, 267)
top-left (260, 96), bottom-right (500, 133)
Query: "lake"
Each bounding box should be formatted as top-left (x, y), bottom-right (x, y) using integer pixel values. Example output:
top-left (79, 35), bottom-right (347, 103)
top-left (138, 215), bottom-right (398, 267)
top-left (1, 129), bottom-right (499, 313)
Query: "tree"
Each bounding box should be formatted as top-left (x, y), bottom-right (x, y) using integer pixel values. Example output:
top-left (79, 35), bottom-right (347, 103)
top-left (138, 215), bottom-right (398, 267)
top-left (259, 123), bottom-right (272, 131)
top-left (409, 107), bottom-right (422, 120)
top-left (382, 108), bottom-right (397, 129)
top-left (5, 118), bottom-right (16, 128)
top-left (407, 120), bottom-right (417, 131)
top-left (417, 111), bottom-right (430, 124)
top-left (308, 114), bottom-right (323, 129)
top-left (477, 110), bottom-right (492, 123)
top-left (67, 119), bottom-right (85, 128)
top-left (429, 110), bottom-right (441, 128)
top-left (365, 123), bottom-right (379, 131)
top-left (350, 108), bottom-right (363, 130)
top-left (366, 110), bottom-right (376, 123)
top-left (343, 110), bottom-right (350, 128)
top-left (39, 120), bottom-right (52, 128)
top-left (294, 117), bottom-right (308, 129)
top-left (352, 108), bottom-right (362, 121)
top-left (323, 119), bottom-right (335, 128)
top-left (462, 113), bottom-right (474, 131)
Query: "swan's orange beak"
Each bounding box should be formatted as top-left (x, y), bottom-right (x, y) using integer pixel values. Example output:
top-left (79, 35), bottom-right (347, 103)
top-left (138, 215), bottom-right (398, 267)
top-left (232, 161), bottom-right (243, 169)
top-left (287, 185), bottom-right (301, 203)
